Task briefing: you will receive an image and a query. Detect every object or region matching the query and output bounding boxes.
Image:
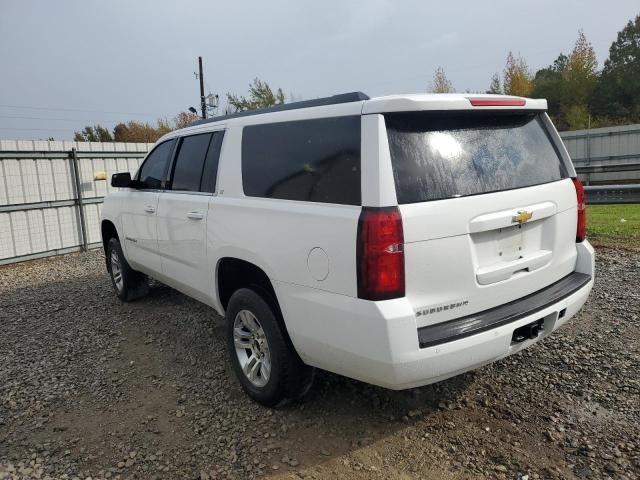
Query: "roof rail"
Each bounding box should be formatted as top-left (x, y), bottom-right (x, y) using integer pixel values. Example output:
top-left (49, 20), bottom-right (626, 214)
top-left (191, 91), bottom-right (370, 126)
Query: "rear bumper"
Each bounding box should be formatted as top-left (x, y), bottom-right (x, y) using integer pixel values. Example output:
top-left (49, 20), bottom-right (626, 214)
top-left (276, 241), bottom-right (595, 390)
top-left (383, 275), bottom-right (592, 389)
top-left (417, 271), bottom-right (591, 349)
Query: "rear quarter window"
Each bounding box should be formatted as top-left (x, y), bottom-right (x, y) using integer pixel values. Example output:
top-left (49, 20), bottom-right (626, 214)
top-left (241, 116), bottom-right (361, 205)
top-left (385, 112), bottom-right (568, 204)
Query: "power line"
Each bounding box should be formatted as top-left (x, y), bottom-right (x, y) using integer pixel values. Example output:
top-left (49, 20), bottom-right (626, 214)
top-left (0, 103), bottom-right (163, 117)
top-left (0, 114), bottom-right (131, 123)
top-left (0, 127), bottom-right (71, 132)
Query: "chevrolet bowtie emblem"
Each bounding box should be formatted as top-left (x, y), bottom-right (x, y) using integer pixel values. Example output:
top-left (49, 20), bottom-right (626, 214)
top-left (513, 210), bottom-right (533, 223)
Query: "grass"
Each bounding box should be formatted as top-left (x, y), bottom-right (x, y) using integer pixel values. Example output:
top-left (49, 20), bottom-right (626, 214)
top-left (586, 204), bottom-right (640, 249)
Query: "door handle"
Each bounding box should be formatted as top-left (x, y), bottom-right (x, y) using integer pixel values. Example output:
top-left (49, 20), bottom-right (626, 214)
top-left (144, 205), bottom-right (155, 214)
top-left (186, 211), bottom-right (204, 220)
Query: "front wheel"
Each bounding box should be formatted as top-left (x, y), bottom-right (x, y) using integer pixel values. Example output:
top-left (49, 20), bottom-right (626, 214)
top-left (225, 288), bottom-right (314, 407)
top-left (106, 238), bottom-right (149, 301)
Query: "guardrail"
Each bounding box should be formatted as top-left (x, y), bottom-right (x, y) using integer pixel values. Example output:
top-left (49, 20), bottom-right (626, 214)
top-left (560, 124), bottom-right (640, 185)
top-left (576, 160), bottom-right (640, 174)
top-left (584, 184), bottom-right (640, 204)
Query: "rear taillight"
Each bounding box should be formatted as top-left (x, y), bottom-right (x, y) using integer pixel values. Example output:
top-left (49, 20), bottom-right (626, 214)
top-left (572, 178), bottom-right (586, 242)
top-left (357, 207), bottom-right (405, 300)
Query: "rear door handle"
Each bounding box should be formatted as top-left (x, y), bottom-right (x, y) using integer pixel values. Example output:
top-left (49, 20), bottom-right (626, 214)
top-left (186, 211), bottom-right (204, 220)
top-left (144, 205), bottom-right (155, 214)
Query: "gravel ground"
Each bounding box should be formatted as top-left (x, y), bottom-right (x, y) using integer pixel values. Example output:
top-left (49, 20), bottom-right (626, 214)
top-left (0, 247), bottom-right (638, 480)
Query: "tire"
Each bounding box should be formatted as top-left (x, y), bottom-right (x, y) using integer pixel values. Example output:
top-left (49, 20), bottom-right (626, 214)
top-left (225, 288), bottom-right (314, 407)
top-left (106, 237), bottom-right (149, 302)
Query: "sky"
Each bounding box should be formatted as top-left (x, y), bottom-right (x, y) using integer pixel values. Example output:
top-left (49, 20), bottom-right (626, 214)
top-left (0, 0), bottom-right (638, 140)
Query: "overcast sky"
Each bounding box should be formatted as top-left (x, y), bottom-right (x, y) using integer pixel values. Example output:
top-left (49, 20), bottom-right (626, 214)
top-left (0, 0), bottom-right (637, 140)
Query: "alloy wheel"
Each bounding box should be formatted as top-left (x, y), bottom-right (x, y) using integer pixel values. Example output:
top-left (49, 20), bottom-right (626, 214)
top-left (110, 249), bottom-right (123, 293)
top-left (233, 309), bottom-right (271, 387)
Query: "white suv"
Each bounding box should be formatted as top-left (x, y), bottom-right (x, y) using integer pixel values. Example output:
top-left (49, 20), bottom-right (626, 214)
top-left (101, 92), bottom-right (594, 406)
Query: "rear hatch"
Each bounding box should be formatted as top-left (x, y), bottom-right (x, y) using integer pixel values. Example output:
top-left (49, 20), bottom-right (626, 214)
top-left (384, 110), bottom-right (578, 328)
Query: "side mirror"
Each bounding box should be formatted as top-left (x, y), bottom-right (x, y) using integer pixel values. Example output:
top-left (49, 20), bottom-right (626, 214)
top-left (111, 172), bottom-right (132, 188)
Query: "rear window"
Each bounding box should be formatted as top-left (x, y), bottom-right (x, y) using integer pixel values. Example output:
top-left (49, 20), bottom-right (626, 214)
top-left (241, 116), bottom-right (361, 205)
top-left (385, 112), bottom-right (568, 204)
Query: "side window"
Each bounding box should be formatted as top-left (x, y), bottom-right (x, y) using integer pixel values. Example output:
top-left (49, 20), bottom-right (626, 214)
top-left (138, 139), bottom-right (175, 189)
top-left (241, 116), bottom-right (361, 205)
top-left (170, 133), bottom-right (212, 191)
top-left (200, 131), bottom-right (225, 193)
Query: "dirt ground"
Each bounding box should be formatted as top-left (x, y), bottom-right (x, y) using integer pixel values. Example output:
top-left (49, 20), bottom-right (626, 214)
top-left (0, 248), bottom-right (638, 480)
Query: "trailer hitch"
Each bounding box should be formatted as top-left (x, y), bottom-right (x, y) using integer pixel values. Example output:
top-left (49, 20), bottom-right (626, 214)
top-left (512, 318), bottom-right (544, 344)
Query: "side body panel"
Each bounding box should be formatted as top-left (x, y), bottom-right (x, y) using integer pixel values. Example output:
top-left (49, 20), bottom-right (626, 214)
top-left (119, 190), bottom-right (162, 276)
top-left (156, 192), bottom-right (212, 304)
top-left (206, 122), bottom-right (362, 317)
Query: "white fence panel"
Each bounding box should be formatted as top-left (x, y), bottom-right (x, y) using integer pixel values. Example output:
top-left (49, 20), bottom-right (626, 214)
top-left (0, 140), bottom-right (151, 264)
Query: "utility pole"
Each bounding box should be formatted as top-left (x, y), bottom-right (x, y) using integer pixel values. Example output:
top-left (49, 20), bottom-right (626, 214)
top-left (198, 56), bottom-right (206, 119)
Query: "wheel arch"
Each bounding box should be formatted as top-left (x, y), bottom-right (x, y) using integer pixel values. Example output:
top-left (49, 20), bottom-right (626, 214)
top-left (216, 255), bottom-right (306, 369)
top-left (216, 257), bottom-right (280, 313)
top-left (101, 219), bottom-right (119, 249)
top-left (101, 219), bottom-right (120, 268)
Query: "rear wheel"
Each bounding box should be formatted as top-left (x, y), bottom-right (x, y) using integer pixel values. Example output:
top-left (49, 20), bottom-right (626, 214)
top-left (106, 238), bottom-right (149, 301)
top-left (225, 288), bottom-right (314, 407)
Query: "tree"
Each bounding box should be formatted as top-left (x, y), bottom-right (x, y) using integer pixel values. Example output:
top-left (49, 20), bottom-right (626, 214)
top-left (157, 118), bottom-right (172, 136)
top-left (226, 78), bottom-right (286, 112)
top-left (592, 15), bottom-right (640, 121)
top-left (531, 31), bottom-right (598, 130)
top-left (73, 112), bottom-right (197, 144)
top-left (563, 30), bottom-right (598, 109)
top-left (113, 120), bottom-right (170, 143)
top-left (173, 111), bottom-right (199, 130)
top-left (531, 54), bottom-right (568, 122)
top-left (73, 125), bottom-right (113, 142)
top-left (486, 73), bottom-right (502, 94)
top-left (503, 52), bottom-right (533, 97)
top-left (430, 67), bottom-right (454, 93)
top-left (74, 127), bottom-right (95, 142)
top-left (564, 104), bottom-right (591, 130)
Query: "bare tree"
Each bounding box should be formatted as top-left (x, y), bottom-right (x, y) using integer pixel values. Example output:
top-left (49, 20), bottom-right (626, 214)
top-left (174, 111), bottom-right (200, 129)
top-left (430, 67), bottom-right (455, 93)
